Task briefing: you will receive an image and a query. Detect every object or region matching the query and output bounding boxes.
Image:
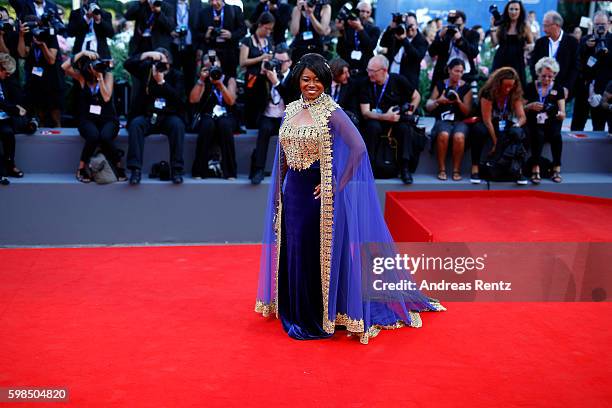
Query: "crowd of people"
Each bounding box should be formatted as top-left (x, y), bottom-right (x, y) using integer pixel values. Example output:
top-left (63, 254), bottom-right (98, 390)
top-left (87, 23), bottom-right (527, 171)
top-left (0, 0), bottom-right (610, 186)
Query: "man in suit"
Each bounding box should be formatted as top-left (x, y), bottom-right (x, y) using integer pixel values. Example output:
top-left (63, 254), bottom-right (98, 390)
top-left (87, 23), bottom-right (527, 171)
top-left (529, 10), bottom-right (579, 99)
top-left (125, 0), bottom-right (175, 56)
top-left (196, 0), bottom-right (246, 77)
top-left (249, 47), bottom-right (292, 185)
top-left (67, 0), bottom-right (114, 59)
top-left (380, 13), bottom-right (428, 90)
top-left (329, 57), bottom-right (360, 127)
top-left (9, 0), bottom-right (59, 20)
top-left (166, 0), bottom-right (200, 94)
top-left (428, 10), bottom-right (479, 91)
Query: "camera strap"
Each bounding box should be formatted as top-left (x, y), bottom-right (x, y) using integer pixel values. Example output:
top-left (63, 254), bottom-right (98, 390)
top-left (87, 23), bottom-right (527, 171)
top-left (33, 47), bottom-right (42, 64)
top-left (373, 75), bottom-right (389, 111)
top-left (213, 7), bottom-right (224, 29)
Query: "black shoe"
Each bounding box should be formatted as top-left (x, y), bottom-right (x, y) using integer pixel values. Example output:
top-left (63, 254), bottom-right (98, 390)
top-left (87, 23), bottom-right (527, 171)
top-left (400, 168), bottom-right (413, 185)
top-left (115, 167), bottom-right (127, 182)
top-left (0, 176), bottom-right (10, 186)
top-left (251, 168), bottom-right (264, 185)
top-left (129, 169), bottom-right (142, 185)
top-left (172, 172), bottom-right (184, 184)
top-left (470, 172), bottom-right (481, 184)
top-left (516, 174), bottom-right (528, 185)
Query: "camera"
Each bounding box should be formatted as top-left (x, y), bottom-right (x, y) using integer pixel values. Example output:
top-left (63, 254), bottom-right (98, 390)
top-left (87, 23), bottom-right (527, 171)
top-left (447, 11), bottom-right (458, 24)
top-left (92, 59), bottom-right (113, 73)
top-left (153, 60), bottom-right (169, 73)
top-left (593, 25), bottom-right (608, 56)
top-left (391, 12), bottom-right (405, 25)
top-left (175, 25), bottom-right (188, 38)
top-left (392, 103), bottom-right (419, 125)
top-left (1, 19), bottom-right (14, 33)
top-left (303, 0), bottom-right (330, 10)
top-left (542, 102), bottom-right (558, 117)
top-left (446, 24), bottom-right (458, 37)
top-left (40, 11), bottom-right (65, 34)
top-left (209, 66), bottom-right (223, 81)
top-left (32, 26), bottom-right (52, 41)
top-left (210, 25), bottom-right (223, 40)
top-left (149, 0), bottom-right (163, 7)
top-left (444, 88), bottom-right (459, 101)
top-left (489, 4), bottom-right (502, 26)
top-left (88, 2), bottom-right (102, 16)
top-left (263, 57), bottom-right (282, 73)
top-left (337, 3), bottom-right (359, 23)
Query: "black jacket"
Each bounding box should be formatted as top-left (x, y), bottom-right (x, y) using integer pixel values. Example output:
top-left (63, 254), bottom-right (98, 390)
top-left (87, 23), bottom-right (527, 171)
top-left (9, 0), bottom-right (59, 20)
top-left (429, 27), bottom-right (480, 88)
top-left (165, 0), bottom-right (201, 38)
top-left (67, 7), bottom-right (114, 59)
top-left (124, 54), bottom-right (186, 119)
top-left (125, 0), bottom-right (176, 55)
top-left (196, 4), bottom-right (246, 51)
top-left (381, 29), bottom-right (428, 90)
top-left (530, 32), bottom-right (579, 96)
top-left (249, 1), bottom-right (291, 46)
top-left (0, 77), bottom-right (25, 117)
top-left (578, 32), bottom-right (612, 94)
top-left (337, 22), bottom-right (381, 73)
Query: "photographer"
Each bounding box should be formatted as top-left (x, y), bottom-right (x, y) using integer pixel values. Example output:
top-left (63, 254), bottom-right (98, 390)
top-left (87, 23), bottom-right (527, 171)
top-left (125, 0), bottom-right (175, 55)
top-left (250, 47), bottom-right (292, 184)
top-left (239, 11), bottom-right (274, 128)
top-left (249, 0), bottom-right (291, 47)
top-left (524, 57), bottom-right (565, 184)
top-left (529, 11), bottom-right (578, 100)
top-left (124, 49), bottom-right (186, 185)
top-left (189, 51), bottom-right (237, 179)
top-left (329, 57), bottom-right (360, 126)
top-left (489, 0), bottom-right (534, 88)
top-left (571, 11), bottom-right (611, 132)
top-left (9, 0), bottom-right (59, 21)
top-left (470, 67), bottom-right (527, 185)
top-left (0, 53), bottom-right (26, 184)
top-left (62, 50), bottom-right (125, 183)
top-left (360, 55), bottom-right (421, 184)
top-left (196, 0), bottom-right (247, 77)
top-left (600, 80), bottom-right (612, 135)
top-left (425, 58), bottom-right (473, 181)
top-left (67, 0), bottom-right (114, 58)
top-left (289, 0), bottom-right (331, 64)
top-left (335, 1), bottom-right (380, 76)
top-left (17, 14), bottom-right (63, 127)
top-left (428, 10), bottom-right (480, 91)
top-left (380, 12), bottom-right (428, 90)
top-left (166, 0), bottom-right (201, 95)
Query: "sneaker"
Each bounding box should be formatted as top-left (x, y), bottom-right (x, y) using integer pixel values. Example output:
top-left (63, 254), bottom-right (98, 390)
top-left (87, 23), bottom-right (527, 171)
top-left (470, 172), bottom-right (481, 184)
top-left (516, 174), bottom-right (528, 185)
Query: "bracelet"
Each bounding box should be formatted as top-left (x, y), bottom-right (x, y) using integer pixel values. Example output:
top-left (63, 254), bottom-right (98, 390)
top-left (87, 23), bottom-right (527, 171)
top-left (197, 79), bottom-right (205, 86)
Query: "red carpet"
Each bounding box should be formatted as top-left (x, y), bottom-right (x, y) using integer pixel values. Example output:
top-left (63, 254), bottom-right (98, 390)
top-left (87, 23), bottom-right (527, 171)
top-left (0, 245), bottom-right (610, 407)
top-left (385, 191), bottom-right (612, 242)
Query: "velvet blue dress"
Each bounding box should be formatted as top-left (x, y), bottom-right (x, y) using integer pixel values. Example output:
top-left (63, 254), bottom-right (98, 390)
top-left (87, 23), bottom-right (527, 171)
top-left (255, 93), bottom-right (445, 344)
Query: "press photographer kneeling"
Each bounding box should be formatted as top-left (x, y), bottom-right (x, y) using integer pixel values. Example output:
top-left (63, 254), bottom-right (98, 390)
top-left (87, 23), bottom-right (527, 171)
top-left (125, 49), bottom-right (186, 185)
top-left (62, 50), bottom-right (126, 183)
top-left (189, 51), bottom-right (237, 179)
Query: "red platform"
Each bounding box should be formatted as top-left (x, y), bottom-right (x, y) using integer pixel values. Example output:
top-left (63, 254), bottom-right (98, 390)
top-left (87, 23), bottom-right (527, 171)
top-left (384, 190), bottom-right (612, 242)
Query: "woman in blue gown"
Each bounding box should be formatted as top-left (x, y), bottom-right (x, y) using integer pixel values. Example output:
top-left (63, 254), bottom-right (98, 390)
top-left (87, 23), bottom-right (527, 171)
top-left (255, 54), bottom-right (445, 344)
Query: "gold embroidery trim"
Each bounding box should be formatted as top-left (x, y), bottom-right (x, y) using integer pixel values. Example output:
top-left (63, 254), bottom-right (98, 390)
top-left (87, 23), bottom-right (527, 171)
top-left (279, 123), bottom-right (321, 171)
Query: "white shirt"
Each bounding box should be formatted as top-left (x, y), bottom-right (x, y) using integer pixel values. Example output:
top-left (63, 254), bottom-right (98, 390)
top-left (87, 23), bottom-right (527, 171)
top-left (548, 30), bottom-right (564, 59)
top-left (81, 9), bottom-right (98, 53)
top-left (264, 70), bottom-right (289, 118)
top-left (175, 1), bottom-right (193, 45)
top-left (34, 1), bottom-right (46, 18)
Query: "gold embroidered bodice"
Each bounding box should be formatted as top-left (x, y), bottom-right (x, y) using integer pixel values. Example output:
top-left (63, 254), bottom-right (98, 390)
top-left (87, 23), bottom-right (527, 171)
top-left (279, 93), bottom-right (339, 171)
top-left (279, 122), bottom-right (321, 171)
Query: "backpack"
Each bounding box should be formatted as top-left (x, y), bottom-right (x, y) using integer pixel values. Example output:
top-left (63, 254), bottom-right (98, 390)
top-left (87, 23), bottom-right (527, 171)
top-left (480, 127), bottom-right (527, 181)
top-left (372, 130), bottom-right (398, 179)
top-left (89, 152), bottom-right (118, 184)
top-left (150, 161), bottom-right (171, 181)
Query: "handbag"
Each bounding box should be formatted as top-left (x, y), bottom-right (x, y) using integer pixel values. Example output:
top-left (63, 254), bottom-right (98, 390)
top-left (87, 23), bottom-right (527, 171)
top-left (89, 152), bottom-right (118, 184)
top-left (372, 128), bottom-right (399, 179)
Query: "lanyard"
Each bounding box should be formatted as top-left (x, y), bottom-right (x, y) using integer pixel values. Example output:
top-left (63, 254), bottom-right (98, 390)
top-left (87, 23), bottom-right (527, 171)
top-left (254, 34), bottom-right (269, 54)
top-left (537, 82), bottom-right (552, 103)
top-left (353, 30), bottom-right (360, 50)
top-left (89, 83), bottom-right (100, 96)
top-left (548, 38), bottom-right (559, 59)
top-left (305, 16), bottom-right (311, 31)
top-left (145, 12), bottom-right (155, 31)
top-left (0, 82), bottom-right (4, 101)
top-left (213, 87), bottom-right (224, 106)
top-left (496, 96), bottom-right (508, 117)
top-left (33, 47), bottom-right (42, 63)
top-left (88, 17), bottom-right (94, 34)
top-left (374, 76), bottom-right (389, 110)
top-left (213, 7), bottom-right (224, 29)
top-left (444, 79), bottom-right (459, 93)
top-left (332, 84), bottom-right (340, 102)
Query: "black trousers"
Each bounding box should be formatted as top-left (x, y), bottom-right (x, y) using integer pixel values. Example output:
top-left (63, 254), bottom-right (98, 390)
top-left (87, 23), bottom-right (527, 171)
top-left (571, 80), bottom-right (590, 131)
top-left (77, 118), bottom-right (120, 164)
top-left (0, 120), bottom-right (16, 165)
top-left (527, 120), bottom-right (563, 167)
top-left (470, 123), bottom-right (527, 166)
top-left (171, 43), bottom-right (197, 97)
top-left (363, 119), bottom-right (419, 169)
top-left (127, 114), bottom-right (185, 172)
top-left (253, 115), bottom-right (281, 171)
top-left (193, 114), bottom-right (237, 178)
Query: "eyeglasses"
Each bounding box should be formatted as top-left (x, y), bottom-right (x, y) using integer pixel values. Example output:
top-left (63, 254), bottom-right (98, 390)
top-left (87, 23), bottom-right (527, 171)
top-left (358, 9), bottom-right (370, 14)
top-left (366, 67), bottom-right (384, 73)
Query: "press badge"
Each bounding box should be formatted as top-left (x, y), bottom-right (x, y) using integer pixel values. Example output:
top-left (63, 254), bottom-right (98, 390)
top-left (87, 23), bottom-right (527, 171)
top-left (536, 112), bottom-right (548, 124)
top-left (373, 108), bottom-right (383, 114)
top-left (213, 104), bottom-right (227, 117)
top-left (89, 105), bottom-right (102, 115)
top-left (441, 111), bottom-right (455, 121)
top-left (142, 28), bottom-right (152, 37)
top-left (154, 98), bottom-right (166, 110)
top-left (351, 50), bottom-right (363, 60)
top-left (302, 31), bottom-right (314, 41)
top-left (32, 67), bottom-right (44, 77)
top-left (0, 111), bottom-right (9, 120)
top-left (498, 120), bottom-right (507, 130)
top-left (587, 56), bottom-right (597, 67)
